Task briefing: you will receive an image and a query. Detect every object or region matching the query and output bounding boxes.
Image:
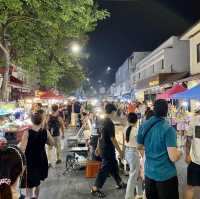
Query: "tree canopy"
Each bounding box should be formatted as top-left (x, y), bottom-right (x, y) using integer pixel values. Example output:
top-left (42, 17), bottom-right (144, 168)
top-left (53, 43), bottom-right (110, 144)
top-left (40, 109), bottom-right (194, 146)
top-left (0, 0), bottom-right (109, 96)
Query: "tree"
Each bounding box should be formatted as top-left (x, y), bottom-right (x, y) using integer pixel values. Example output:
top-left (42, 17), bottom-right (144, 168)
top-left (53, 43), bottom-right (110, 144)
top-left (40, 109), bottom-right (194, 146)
top-left (0, 0), bottom-right (109, 99)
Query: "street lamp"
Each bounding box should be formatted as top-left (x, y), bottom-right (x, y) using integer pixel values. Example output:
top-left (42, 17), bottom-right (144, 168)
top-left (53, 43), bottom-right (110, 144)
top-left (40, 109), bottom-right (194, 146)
top-left (70, 42), bottom-right (81, 54)
top-left (106, 66), bottom-right (111, 71)
top-left (106, 66), bottom-right (112, 74)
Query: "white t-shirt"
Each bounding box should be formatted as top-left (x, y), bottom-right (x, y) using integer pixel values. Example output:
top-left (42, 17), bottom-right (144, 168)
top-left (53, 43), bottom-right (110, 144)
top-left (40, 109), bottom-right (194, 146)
top-left (124, 125), bottom-right (138, 148)
top-left (187, 115), bottom-right (200, 165)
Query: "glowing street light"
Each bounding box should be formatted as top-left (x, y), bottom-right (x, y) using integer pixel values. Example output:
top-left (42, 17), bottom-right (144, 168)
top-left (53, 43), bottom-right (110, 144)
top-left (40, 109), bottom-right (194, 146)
top-left (71, 43), bottom-right (81, 54)
top-left (106, 66), bottom-right (111, 71)
top-left (106, 66), bottom-right (112, 74)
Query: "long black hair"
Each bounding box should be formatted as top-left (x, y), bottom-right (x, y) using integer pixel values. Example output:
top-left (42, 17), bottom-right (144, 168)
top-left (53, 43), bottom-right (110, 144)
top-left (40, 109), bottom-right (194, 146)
top-left (126, 113), bottom-right (138, 143)
top-left (0, 144), bottom-right (26, 199)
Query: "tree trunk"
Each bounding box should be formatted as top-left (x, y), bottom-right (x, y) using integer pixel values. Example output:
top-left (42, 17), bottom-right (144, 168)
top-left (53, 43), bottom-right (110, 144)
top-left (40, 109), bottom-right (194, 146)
top-left (0, 42), bottom-right (10, 101)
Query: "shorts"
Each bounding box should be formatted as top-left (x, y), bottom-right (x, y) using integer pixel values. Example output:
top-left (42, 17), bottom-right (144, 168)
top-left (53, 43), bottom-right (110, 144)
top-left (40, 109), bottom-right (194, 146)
top-left (145, 176), bottom-right (179, 199)
top-left (187, 162), bottom-right (200, 186)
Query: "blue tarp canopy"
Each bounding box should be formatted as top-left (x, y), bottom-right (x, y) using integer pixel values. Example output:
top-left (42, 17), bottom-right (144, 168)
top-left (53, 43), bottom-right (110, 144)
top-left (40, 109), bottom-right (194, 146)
top-left (122, 93), bottom-right (131, 99)
top-left (173, 84), bottom-right (200, 100)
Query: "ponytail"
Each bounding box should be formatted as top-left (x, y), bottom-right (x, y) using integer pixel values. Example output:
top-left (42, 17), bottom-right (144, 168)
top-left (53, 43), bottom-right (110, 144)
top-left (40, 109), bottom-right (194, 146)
top-left (125, 126), bottom-right (132, 143)
top-left (0, 183), bottom-right (12, 199)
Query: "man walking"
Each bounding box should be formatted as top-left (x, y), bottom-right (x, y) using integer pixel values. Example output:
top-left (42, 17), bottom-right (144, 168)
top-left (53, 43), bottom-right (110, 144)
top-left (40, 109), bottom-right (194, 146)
top-left (137, 99), bottom-right (181, 199)
top-left (184, 109), bottom-right (200, 199)
top-left (48, 104), bottom-right (65, 166)
top-left (91, 103), bottom-right (126, 198)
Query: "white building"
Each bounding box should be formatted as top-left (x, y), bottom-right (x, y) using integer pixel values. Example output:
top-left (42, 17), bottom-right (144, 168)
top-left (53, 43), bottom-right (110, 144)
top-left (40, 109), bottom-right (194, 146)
top-left (114, 52), bottom-right (149, 98)
top-left (133, 36), bottom-right (190, 101)
top-left (179, 21), bottom-right (200, 111)
top-left (181, 21), bottom-right (200, 75)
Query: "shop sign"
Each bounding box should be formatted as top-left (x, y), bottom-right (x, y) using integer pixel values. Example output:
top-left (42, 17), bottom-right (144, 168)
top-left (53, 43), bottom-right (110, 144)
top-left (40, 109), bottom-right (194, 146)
top-left (35, 90), bottom-right (45, 97)
top-left (149, 79), bottom-right (159, 87)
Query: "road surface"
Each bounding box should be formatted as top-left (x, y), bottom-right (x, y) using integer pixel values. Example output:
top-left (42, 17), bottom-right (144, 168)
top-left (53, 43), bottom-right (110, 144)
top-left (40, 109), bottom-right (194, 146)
top-left (39, 128), bottom-right (200, 199)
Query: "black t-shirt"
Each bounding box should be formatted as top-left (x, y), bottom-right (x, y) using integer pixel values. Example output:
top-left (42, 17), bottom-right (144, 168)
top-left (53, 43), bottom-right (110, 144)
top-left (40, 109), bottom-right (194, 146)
top-left (67, 105), bottom-right (72, 113)
top-left (99, 118), bottom-right (115, 158)
top-left (74, 102), bottom-right (81, 113)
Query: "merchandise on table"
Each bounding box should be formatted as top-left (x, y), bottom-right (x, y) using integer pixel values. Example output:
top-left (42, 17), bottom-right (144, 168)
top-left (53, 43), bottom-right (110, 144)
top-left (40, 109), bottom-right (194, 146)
top-left (0, 102), bottom-right (31, 144)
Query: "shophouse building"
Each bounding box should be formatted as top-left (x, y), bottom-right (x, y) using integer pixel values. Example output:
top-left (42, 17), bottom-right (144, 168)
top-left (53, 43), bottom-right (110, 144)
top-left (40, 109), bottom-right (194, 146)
top-left (180, 21), bottom-right (200, 86)
top-left (115, 51), bottom-right (149, 99)
top-left (178, 21), bottom-right (200, 110)
top-left (133, 36), bottom-right (190, 101)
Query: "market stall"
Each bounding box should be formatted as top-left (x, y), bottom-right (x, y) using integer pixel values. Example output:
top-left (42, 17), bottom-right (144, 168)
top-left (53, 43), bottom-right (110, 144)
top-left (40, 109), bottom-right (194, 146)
top-left (172, 84), bottom-right (200, 100)
top-left (39, 91), bottom-right (64, 100)
top-left (0, 102), bottom-right (31, 144)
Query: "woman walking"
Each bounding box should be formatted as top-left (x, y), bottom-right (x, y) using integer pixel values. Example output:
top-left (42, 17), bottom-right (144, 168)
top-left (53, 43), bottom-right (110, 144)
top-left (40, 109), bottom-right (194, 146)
top-left (123, 113), bottom-right (143, 199)
top-left (20, 112), bottom-right (54, 199)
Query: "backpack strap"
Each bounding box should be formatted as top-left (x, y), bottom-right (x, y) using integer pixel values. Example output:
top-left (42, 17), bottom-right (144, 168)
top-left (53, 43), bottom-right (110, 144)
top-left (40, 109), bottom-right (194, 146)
top-left (142, 119), bottom-right (163, 143)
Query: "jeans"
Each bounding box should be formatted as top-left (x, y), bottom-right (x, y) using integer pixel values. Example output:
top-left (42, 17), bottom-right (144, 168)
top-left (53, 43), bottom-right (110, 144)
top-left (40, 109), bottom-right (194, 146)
top-left (48, 136), bottom-right (62, 162)
top-left (125, 147), bottom-right (143, 199)
top-left (145, 176), bottom-right (179, 199)
top-left (94, 155), bottom-right (122, 189)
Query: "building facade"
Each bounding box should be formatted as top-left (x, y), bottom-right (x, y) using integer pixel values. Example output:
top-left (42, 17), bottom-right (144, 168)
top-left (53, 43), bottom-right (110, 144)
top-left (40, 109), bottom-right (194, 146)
top-left (114, 52), bottom-right (149, 99)
top-left (181, 21), bottom-right (200, 75)
top-left (134, 36), bottom-right (190, 101)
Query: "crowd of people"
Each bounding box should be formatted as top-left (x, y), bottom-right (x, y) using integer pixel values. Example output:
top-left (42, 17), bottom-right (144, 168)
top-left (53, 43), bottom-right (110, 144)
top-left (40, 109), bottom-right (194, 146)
top-left (0, 99), bottom-right (200, 199)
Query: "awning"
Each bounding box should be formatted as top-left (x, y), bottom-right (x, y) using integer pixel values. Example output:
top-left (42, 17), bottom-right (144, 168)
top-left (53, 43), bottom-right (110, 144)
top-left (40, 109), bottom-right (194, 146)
top-left (39, 91), bottom-right (64, 100)
top-left (10, 75), bottom-right (23, 85)
top-left (160, 72), bottom-right (189, 85)
top-left (173, 84), bottom-right (200, 100)
top-left (136, 72), bottom-right (189, 90)
top-left (0, 65), bottom-right (17, 74)
top-left (156, 84), bottom-right (187, 100)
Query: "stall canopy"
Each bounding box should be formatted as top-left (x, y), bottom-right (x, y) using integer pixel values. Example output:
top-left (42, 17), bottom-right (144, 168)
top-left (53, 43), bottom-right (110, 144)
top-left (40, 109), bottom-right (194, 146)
top-left (157, 84), bottom-right (187, 100)
top-left (173, 84), bottom-right (200, 100)
top-left (39, 91), bottom-right (64, 100)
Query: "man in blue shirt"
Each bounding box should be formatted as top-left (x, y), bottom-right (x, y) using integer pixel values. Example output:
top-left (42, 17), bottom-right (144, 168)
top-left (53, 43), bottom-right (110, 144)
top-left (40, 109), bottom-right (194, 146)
top-left (137, 99), bottom-right (181, 199)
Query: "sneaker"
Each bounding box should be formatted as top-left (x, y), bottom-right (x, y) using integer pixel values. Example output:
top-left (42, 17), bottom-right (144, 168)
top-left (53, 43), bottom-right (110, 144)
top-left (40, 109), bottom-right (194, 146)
top-left (116, 182), bottom-right (127, 189)
top-left (56, 160), bottom-right (62, 164)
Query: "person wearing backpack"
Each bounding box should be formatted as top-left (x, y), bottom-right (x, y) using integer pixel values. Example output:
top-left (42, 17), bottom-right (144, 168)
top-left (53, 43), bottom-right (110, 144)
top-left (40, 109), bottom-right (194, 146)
top-left (137, 99), bottom-right (181, 199)
top-left (47, 104), bottom-right (65, 166)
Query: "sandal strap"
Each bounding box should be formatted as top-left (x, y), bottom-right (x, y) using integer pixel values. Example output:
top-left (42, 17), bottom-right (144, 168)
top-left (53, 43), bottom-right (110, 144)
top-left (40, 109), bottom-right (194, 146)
top-left (91, 189), bottom-right (106, 198)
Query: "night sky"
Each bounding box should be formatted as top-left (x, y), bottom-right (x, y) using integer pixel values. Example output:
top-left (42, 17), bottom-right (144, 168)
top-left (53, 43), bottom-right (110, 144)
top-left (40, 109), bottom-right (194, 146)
top-left (85, 0), bottom-right (200, 88)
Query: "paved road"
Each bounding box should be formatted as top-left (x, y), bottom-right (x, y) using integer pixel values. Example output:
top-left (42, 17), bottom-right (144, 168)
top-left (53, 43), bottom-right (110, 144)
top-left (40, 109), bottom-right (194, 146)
top-left (39, 128), bottom-right (200, 199)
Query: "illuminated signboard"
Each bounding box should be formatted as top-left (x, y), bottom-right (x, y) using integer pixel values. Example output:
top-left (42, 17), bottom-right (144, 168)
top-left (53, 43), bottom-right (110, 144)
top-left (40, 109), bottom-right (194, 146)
top-left (149, 80), bottom-right (159, 86)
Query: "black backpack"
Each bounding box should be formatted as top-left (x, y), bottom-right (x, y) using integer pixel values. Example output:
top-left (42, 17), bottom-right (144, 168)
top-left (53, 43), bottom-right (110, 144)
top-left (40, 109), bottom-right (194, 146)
top-left (48, 115), bottom-right (61, 137)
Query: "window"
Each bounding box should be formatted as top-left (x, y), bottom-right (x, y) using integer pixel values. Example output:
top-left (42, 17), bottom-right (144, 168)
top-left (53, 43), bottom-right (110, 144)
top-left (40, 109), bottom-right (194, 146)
top-left (161, 59), bottom-right (164, 69)
top-left (197, 43), bottom-right (200, 63)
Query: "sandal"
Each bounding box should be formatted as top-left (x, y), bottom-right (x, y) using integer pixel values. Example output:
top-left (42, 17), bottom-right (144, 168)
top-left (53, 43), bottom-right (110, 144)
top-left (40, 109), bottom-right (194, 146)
top-left (91, 188), bottom-right (106, 198)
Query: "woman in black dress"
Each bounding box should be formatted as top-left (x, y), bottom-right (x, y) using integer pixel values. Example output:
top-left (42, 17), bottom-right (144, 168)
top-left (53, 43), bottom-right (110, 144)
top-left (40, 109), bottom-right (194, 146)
top-left (20, 112), bottom-right (54, 199)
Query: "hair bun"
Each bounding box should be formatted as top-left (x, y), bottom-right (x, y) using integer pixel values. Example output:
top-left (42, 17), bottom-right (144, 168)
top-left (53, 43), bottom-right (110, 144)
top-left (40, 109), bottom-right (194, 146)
top-left (0, 137), bottom-right (7, 150)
